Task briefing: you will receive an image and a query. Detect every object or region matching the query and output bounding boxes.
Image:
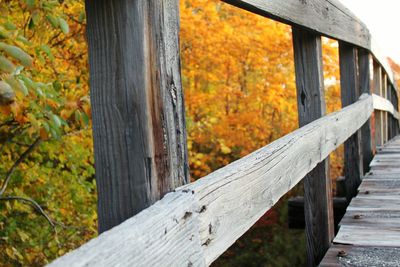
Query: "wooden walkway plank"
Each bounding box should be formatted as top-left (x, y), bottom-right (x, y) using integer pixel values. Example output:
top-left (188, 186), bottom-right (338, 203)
top-left (321, 135), bottom-right (400, 266)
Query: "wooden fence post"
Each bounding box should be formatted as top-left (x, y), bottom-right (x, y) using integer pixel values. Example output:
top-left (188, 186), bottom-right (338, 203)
top-left (388, 82), bottom-right (393, 140)
top-left (394, 85), bottom-right (399, 135)
top-left (382, 73), bottom-right (388, 142)
top-left (339, 42), bottom-right (363, 200)
top-left (292, 28), bottom-right (334, 267)
top-left (85, 0), bottom-right (189, 233)
top-left (373, 61), bottom-right (384, 147)
top-left (358, 48), bottom-right (373, 173)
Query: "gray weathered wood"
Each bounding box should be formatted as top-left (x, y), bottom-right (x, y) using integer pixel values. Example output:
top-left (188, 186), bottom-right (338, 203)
top-left (339, 42), bottom-right (363, 200)
top-left (223, 0), bottom-right (369, 49)
top-left (382, 72), bottom-right (389, 143)
top-left (85, 0), bottom-right (189, 232)
top-left (49, 95), bottom-right (374, 266)
top-left (323, 138), bottom-right (400, 263)
top-left (334, 226), bottom-right (400, 246)
top-left (373, 94), bottom-right (400, 120)
top-left (358, 49), bottom-right (373, 174)
top-left (373, 61), bottom-right (384, 147)
top-left (49, 192), bottom-right (205, 267)
top-left (292, 27), bottom-right (333, 266)
top-left (347, 197), bottom-right (400, 211)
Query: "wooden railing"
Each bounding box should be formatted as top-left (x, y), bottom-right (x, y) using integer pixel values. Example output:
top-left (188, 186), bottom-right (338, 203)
top-left (50, 0), bottom-right (399, 266)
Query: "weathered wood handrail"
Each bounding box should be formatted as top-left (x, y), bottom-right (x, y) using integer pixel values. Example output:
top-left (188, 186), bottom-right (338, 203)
top-left (56, 0), bottom-right (399, 266)
top-left (373, 94), bottom-right (400, 120)
top-left (49, 94), bottom-right (381, 266)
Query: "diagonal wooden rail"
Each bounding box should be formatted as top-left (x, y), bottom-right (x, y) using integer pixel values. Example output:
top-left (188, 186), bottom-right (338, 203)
top-left (49, 0), bottom-right (400, 266)
top-left (49, 94), bottom-right (398, 267)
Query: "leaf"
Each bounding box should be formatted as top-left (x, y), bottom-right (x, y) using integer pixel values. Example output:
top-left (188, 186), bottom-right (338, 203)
top-left (46, 15), bottom-right (59, 28)
top-left (0, 42), bottom-right (33, 67)
top-left (17, 230), bottom-right (30, 242)
top-left (0, 27), bottom-right (10, 39)
top-left (19, 75), bottom-right (36, 89)
top-left (50, 113), bottom-right (62, 128)
top-left (16, 35), bottom-right (32, 46)
top-left (220, 144), bottom-right (231, 154)
top-left (41, 45), bottom-right (54, 61)
top-left (58, 18), bottom-right (69, 34)
top-left (0, 55), bottom-right (15, 73)
top-left (5, 77), bottom-right (26, 96)
top-left (81, 112), bottom-right (90, 126)
top-left (78, 12), bottom-right (86, 23)
top-left (53, 80), bottom-right (62, 91)
top-left (4, 22), bottom-right (17, 31)
top-left (0, 80), bottom-right (15, 105)
top-left (42, 121), bottom-right (50, 132)
top-left (25, 0), bottom-right (35, 8)
top-left (17, 79), bottom-right (29, 96)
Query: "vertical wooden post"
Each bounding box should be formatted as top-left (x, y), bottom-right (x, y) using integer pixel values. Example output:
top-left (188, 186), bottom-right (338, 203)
top-left (388, 83), bottom-right (393, 140)
top-left (292, 28), bottom-right (334, 267)
top-left (373, 61), bottom-right (383, 147)
top-left (382, 72), bottom-right (388, 143)
top-left (85, 0), bottom-right (189, 233)
top-left (394, 86), bottom-right (400, 135)
top-left (339, 42), bottom-right (363, 200)
top-left (358, 48), bottom-right (373, 174)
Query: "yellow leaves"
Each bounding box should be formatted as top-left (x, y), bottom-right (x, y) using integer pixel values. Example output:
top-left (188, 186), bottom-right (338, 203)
top-left (17, 230), bottom-right (30, 242)
top-left (5, 246), bottom-right (23, 261)
top-left (220, 143), bottom-right (231, 154)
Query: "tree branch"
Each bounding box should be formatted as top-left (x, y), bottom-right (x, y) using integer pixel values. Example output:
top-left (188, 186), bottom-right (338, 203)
top-left (0, 195), bottom-right (55, 229)
top-left (0, 137), bottom-right (41, 196)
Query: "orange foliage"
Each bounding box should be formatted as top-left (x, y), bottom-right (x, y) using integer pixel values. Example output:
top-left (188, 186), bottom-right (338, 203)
top-left (181, 0), bottom-right (297, 179)
top-left (181, 0), bottom-right (343, 181)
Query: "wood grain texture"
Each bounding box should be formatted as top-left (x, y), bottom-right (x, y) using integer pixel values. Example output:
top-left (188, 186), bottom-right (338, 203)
top-left (334, 226), bottom-right (400, 246)
top-left (324, 138), bottom-right (400, 263)
top-left (222, 0), bottom-right (369, 49)
top-left (48, 191), bottom-right (206, 267)
top-left (358, 49), bottom-right (373, 174)
top-left (49, 95), bottom-right (373, 266)
top-left (292, 27), bottom-right (333, 266)
top-left (85, 0), bottom-right (189, 232)
top-left (339, 42), bottom-right (363, 200)
top-left (178, 94), bottom-right (373, 265)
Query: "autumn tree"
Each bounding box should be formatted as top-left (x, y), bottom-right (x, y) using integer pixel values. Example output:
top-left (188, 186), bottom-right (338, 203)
top-left (0, 1), bottom-right (94, 265)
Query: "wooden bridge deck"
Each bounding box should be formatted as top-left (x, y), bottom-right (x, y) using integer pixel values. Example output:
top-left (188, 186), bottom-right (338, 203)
top-left (320, 136), bottom-right (400, 266)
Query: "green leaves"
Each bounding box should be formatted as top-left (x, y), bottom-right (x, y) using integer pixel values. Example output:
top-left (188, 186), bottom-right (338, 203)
top-left (58, 18), bottom-right (69, 34)
top-left (0, 42), bottom-right (33, 67)
top-left (0, 81), bottom-right (15, 105)
top-left (0, 56), bottom-right (15, 73)
top-left (25, 0), bottom-right (36, 9)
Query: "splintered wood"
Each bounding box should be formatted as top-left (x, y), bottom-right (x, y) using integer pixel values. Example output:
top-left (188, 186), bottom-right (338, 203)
top-left (321, 136), bottom-right (400, 266)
